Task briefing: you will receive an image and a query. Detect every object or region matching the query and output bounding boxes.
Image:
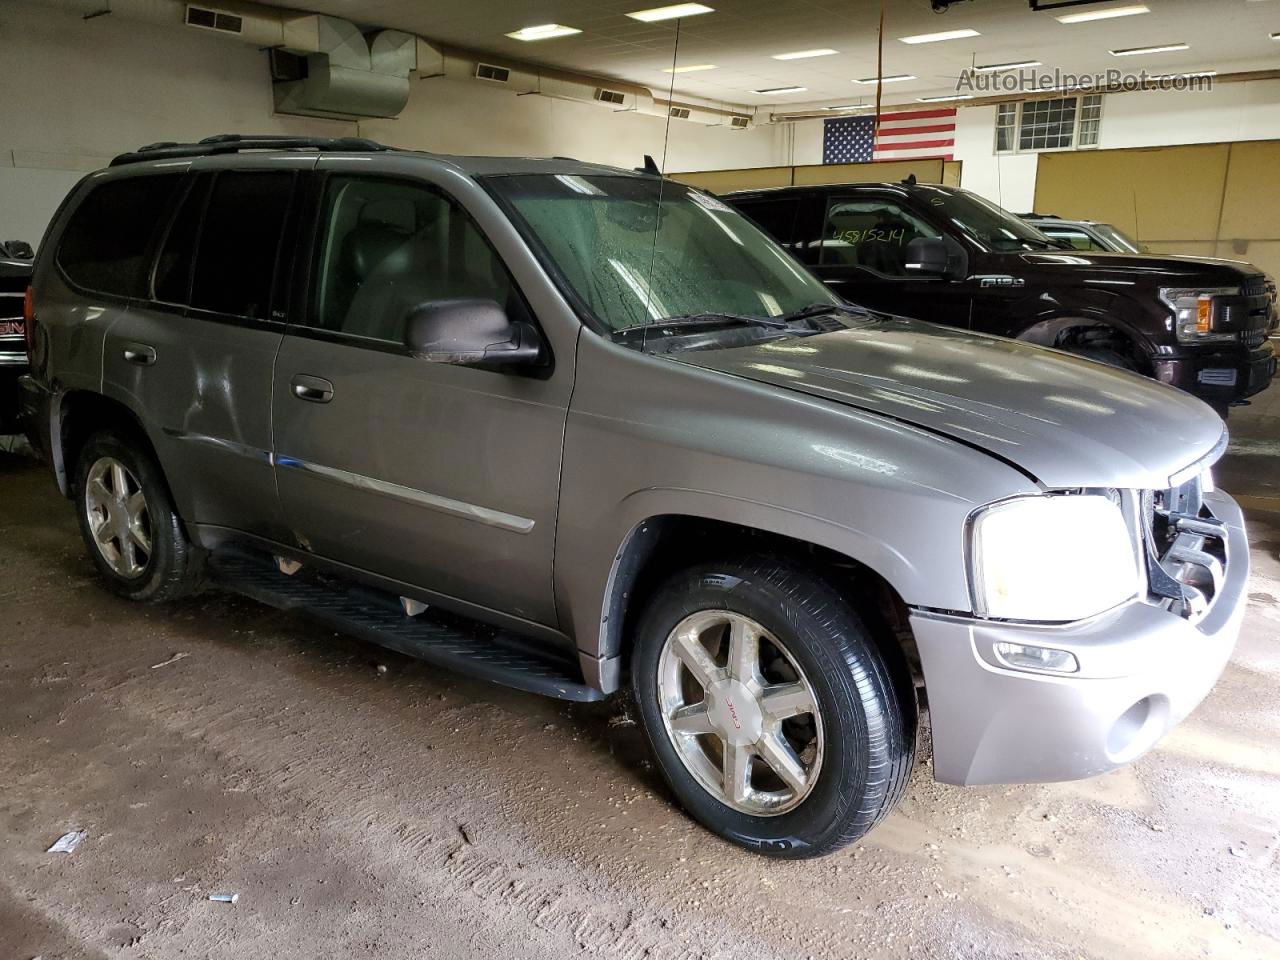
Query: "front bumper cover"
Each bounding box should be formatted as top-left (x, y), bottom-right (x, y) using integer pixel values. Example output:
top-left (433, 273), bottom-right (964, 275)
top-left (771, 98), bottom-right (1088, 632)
top-left (913, 487), bottom-right (1248, 786)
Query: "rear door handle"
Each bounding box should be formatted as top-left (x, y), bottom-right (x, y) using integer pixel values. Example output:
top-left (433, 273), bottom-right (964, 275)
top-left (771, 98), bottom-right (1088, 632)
top-left (291, 374), bottom-right (334, 403)
top-left (122, 343), bottom-right (156, 366)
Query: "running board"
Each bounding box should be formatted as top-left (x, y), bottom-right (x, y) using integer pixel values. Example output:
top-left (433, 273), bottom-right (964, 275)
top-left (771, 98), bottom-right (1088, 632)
top-left (207, 548), bottom-right (604, 702)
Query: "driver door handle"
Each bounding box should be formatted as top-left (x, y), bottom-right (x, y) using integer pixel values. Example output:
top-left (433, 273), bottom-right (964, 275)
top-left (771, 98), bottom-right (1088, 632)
top-left (291, 374), bottom-right (334, 403)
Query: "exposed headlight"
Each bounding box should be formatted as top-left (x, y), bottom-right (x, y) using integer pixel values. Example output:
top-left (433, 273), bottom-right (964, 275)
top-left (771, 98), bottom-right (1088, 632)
top-left (970, 494), bottom-right (1140, 622)
top-left (1158, 287), bottom-right (1240, 344)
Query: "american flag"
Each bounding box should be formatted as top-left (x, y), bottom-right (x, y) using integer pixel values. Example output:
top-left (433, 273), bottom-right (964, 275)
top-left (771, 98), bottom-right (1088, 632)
top-left (823, 108), bottom-right (957, 163)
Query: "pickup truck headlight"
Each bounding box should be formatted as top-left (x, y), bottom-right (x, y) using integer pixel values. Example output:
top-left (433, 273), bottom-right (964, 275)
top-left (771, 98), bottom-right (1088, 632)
top-left (1158, 287), bottom-right (1240, 344)
top-left (970, 494), bottom-right (1140, 622)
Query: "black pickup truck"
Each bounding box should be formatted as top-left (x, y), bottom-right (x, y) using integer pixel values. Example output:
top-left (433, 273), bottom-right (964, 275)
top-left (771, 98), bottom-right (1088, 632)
top-left (726, 182), bottom-right (1278, 415)
top-left (1, 247), bottom-right (33, 433)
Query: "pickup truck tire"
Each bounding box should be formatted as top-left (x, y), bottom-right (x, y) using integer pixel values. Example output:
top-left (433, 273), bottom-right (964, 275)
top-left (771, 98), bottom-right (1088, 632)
top-left (73, 430), bottom-right (200, 603)
top-left (632, 557), bottom-right (916, 859)
top-left (1066, 343), bottom-right (1138, 372)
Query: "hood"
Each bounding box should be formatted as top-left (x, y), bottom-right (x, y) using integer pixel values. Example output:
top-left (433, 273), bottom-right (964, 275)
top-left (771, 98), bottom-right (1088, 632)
top-left (678, 318), bottom-right (1225, 490)
top-left (1017, 250), bottom-right (1262, 284)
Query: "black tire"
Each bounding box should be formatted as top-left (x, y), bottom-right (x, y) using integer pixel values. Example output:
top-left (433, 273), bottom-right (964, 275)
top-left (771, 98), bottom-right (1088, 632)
top-left (1066, 343), bottom-right (1139, 371)
top-left (73, 429), bottom-right (201, 602)
top-left (632, 557), bottom-right (916, 859)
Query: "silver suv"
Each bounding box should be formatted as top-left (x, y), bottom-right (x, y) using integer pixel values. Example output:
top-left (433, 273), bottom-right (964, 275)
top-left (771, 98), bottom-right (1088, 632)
top-left (20, 136), bottom-right (1248, 859)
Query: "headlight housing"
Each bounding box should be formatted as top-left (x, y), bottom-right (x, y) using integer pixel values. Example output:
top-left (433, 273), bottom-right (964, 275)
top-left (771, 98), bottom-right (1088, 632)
top-left (970, 494), bottom-right (1140, 622)
top-left (1158, 287), bottom-right (1240, 344)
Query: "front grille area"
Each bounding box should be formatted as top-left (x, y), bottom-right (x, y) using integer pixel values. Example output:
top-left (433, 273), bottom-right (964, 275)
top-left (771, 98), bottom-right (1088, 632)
top-left (1141, 472), bottom-right (1227, 621)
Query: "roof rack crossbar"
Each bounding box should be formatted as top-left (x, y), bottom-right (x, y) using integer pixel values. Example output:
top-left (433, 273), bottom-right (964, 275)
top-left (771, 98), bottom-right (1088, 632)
top-left (110, 134), bottom-right (390, 167)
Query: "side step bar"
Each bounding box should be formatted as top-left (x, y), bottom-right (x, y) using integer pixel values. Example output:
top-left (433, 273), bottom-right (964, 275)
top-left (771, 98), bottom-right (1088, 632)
top-left (207, 548), bottom-right (604, 702)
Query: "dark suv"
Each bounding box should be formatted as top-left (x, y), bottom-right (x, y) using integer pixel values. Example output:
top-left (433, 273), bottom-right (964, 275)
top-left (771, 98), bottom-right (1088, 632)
top-left (726, 182), bottom-right (1278, 415)
top-left (0, 251), bottom-right (33, 432)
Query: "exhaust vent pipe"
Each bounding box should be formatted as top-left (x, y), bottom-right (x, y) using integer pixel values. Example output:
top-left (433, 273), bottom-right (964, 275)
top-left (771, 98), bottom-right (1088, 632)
top-left (273, 16), bottom-right (415, 119)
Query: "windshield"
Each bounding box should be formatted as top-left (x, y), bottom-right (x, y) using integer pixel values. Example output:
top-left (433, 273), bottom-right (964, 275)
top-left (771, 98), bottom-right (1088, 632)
top-left (1092, 223), bottom-right (1143, 254)
top-left (487, 174), bottom-right (839, 333)
top-left (913, 185), bottom-right (1056, 252)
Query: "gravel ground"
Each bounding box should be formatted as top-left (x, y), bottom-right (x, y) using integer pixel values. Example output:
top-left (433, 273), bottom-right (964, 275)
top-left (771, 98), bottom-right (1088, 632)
top-left (1, 407), bottom-right (1278, 960)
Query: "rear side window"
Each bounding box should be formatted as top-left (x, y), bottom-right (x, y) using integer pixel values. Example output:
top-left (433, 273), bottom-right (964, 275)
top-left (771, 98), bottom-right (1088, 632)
top-left (153, 175), bottom-right (211, 305)
top-left (57, 174), bottom-right (182, 298)
top-left (189, 171), bottom-right (294, 319)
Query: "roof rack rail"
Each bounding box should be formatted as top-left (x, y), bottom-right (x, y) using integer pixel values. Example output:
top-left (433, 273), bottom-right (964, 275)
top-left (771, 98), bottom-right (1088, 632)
top-left (110, 133), bottom-right (391, 167)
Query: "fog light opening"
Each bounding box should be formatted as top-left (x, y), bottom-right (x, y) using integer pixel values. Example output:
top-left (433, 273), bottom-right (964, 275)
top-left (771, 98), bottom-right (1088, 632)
top-left (1106, 695), bottom-right (1169, 762)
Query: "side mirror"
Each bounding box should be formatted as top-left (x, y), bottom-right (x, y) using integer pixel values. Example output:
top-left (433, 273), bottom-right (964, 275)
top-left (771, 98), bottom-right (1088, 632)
top-left (904, 236), bottom-right (967, 281)
top-left (404, 298), bottom-right (542, 367)
top-left (2, 240), bottom-right (34, 260)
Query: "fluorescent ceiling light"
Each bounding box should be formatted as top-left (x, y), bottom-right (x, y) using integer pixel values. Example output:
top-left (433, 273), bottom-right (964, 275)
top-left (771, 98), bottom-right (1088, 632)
top-left (753, 85), bottom-right (808, 94)
top-left (1273, 32), bottom-right (1280, 40)
top-left (918, 94), bottom-right (972, 102)
top-left (824, 104), bottom-right (873, 110)
top-left (1110, 43), bottom-right (1189, 56)
top-left (975, 60), bottom-right (1042, 72)
top-left (1056, 4), bottom-right (1149, 23)
top-left (626, 3), bottom-right (714, 21)
top-left (663, 63), bottom-right (717, 73)
top-left (506, 23), bottom-right (581, 41)
top-left (772, 48), bottom-right (838, 60)
top-left (899, 28), bottom-right (979, 44)
top-left (853, 74), bottom-right (916, 84)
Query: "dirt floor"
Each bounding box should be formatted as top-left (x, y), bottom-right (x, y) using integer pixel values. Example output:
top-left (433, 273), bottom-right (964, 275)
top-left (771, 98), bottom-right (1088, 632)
top-left (1, 403), bottom-right (1278, 960)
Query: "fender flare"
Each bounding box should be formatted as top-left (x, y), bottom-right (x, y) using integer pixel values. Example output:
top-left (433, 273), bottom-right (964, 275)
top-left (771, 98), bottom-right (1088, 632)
top-left (578, 487), bottom-right (919, 685)
top-left (1014, 307), bottom-right (1156, 359)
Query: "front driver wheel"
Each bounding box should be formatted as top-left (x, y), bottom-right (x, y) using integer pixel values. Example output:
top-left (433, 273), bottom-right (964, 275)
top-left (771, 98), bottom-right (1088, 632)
top-left (632, 558), bottom-right (916, 859)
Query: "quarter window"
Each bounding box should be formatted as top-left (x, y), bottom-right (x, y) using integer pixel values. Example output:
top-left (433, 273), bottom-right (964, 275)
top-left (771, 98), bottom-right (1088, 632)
top-left (821, 198), bottom-right (941, 276)
top-left (308, 176), bottom-right (519, 343)
top-left (189, 171), bottom-right (294, 319)
top-left (57, 174), bottom-right (183, 298)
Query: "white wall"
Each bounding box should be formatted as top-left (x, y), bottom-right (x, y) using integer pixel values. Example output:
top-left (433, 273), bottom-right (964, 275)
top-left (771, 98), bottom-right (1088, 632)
top-left (0, 1), bottom-right (786, 246)
top-left (782, 79), bottom-right (1280, 214)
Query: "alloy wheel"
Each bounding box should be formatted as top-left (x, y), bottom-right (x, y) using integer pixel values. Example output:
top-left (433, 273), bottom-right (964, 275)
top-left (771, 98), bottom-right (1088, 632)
top-left (656, 610), bottom-right (824, 816)
top-left (84, 456), bottom-right (152, 578)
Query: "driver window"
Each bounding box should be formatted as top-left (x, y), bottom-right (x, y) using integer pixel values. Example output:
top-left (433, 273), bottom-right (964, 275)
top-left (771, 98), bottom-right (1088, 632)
top-left (820, 198), bottom-right (940, 276)
top-left (309, 176), bottom-right (517, 343)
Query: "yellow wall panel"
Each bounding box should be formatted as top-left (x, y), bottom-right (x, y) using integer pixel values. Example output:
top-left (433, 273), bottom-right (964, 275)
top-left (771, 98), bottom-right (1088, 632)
top-left (1035, 145), bottom-right (1229, 242)
top-left (671, 158), bottom-right (948, 194)
top-left (1219, 141), bottom-right (1280, 240)
top-left (792, 158), bottom-right (944, 186)
top-left (669, 167), bottom-right (793, 192)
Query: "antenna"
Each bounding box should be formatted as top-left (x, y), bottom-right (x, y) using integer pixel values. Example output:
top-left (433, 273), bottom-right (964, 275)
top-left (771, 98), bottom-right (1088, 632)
top-left (641, 154), bottom-right (662, 175)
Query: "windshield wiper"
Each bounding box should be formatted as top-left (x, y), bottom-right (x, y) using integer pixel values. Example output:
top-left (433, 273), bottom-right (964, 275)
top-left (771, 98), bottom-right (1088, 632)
top-left (615, 312), bottom-right (792, 337)
top-left (779, 301), bottom-right (876, 324)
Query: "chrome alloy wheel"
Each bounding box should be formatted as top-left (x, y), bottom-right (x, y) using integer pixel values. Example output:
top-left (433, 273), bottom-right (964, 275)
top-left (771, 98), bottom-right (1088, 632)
top-left (84, 456), bottom-right (152, 578)
top-left (657, 610), bottom-right (823, 816)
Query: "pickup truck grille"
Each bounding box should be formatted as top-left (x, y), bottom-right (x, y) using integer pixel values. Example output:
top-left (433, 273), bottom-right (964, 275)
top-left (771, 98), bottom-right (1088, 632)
top-left (0, 290), bottom-right (25, 366)
top-left (1141, 472), bottom-right (1226, 621)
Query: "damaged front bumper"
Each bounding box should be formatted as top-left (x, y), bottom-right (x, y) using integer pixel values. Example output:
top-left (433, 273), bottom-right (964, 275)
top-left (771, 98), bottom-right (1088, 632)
top-left (911, 487), bottom-right (1248, 786)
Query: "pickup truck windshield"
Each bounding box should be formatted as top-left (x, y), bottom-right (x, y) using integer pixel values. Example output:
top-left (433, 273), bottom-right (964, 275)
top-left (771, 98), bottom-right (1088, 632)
top-left (488, 174), bottom-right (840, 333)
top-left (916, 185), bottom-right (1057, 253)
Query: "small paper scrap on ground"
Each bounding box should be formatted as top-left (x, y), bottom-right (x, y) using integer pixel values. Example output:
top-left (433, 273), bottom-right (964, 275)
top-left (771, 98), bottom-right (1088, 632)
top-left (150, 652), bottom-right (190, 669)
top-left (208, 893), bottom-right (240, 903)
top-left (47, 830), bottom-right (86, 854)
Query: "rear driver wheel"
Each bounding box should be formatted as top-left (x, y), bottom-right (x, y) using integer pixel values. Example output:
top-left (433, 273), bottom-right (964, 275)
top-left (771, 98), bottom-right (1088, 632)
top-left (74, 430), bottom-right (200, 602)
top-left (633, 558), bottom-right (916, 859)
